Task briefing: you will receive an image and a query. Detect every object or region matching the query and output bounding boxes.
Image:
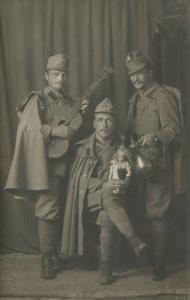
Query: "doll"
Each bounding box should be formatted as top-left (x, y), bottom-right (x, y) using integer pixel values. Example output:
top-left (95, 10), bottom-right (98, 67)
top-left (108, 145), bottom-right (133, 194)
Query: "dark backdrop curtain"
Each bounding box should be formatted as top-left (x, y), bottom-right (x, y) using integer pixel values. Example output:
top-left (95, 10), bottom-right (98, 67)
top-left (152, 0), bottom-right (190, 259)
top-left (1, 0), bottom-right (185, 253)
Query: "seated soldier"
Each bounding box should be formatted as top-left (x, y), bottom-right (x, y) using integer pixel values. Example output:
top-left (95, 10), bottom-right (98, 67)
top-left (61, 98), bottom-right (147, 285)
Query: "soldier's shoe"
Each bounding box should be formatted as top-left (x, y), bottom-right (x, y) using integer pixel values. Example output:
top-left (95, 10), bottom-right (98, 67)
top-left (52, 255), bottom-right (63, 272)
top-left (129, 235), bottom-right (148, 257)
top-left (41, 255), bottom-right (56, 279)
top-left (100, 261), bottom-right (114, 285)
top-left (152, 256), bottom-right (166, 281)
top-left (52, 255), bottom-right (74, 272)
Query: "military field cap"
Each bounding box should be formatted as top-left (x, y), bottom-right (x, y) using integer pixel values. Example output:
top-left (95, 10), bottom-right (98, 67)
top-left (95, 97), bottom-right (116, 115)
top-left (126, 50), bottom-right (150, 75)
top-left (46, 53), bottom-right (69, 71)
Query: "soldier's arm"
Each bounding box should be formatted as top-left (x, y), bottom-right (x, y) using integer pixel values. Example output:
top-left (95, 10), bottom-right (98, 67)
top-left (156, 89), bottom-right (182, 146)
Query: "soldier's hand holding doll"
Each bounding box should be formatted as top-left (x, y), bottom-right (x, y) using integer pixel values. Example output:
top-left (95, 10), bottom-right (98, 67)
top-left (106, 144), bottom-right (133, 195)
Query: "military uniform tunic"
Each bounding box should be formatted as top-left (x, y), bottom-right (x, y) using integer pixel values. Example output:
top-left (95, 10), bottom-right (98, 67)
top-left (125, 82), bottom-right (182, 218)
top-left (35, 86), bottom-right (77, 220)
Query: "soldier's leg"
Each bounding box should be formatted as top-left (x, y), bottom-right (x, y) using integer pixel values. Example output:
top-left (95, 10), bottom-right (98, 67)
top-left (35, 176), bottom-right (62, 279)
top-left (99, 215), bottom-right (114, 285)
top-left (101, 188), bottom-right (147, 257)
top-left (146, 171), bottom-right (172, 281)
top-left (83, 209), bottom-right (100, 270)
top-left (151, 217), bottom-right (167, 280)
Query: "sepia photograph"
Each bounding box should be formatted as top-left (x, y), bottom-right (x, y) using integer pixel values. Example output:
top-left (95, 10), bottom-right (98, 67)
top-left (0, 0), bottom-right (190, 299)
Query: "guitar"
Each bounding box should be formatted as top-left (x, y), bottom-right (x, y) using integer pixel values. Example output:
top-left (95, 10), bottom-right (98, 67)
top-left (48, 65), bottom-right (114, 158)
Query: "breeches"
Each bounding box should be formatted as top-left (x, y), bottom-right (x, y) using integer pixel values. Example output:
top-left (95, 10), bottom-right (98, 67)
top-left (135, 169), bottom-right (172, 219)
top-left (35, 176), bottom-right (64, 221)
top-left (97, 210), bottom-right (113, 227)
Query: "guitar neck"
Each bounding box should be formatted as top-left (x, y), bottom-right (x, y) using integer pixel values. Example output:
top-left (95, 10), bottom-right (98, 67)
top-left (80, 76), bottom-right (105, 99)
top-left (62, 65), bottom-right (113, 123)
top-left (79, 65), bottom-right (113, 101)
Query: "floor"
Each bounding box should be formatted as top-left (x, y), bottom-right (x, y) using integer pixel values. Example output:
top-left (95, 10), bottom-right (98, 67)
top-left (0, 254), bottom-right (189, 300)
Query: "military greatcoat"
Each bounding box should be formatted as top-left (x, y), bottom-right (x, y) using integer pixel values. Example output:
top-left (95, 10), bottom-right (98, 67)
top-left (61, 133), bottom-right (121, 256)
top-left (5, 87), bottom-right (78, 220)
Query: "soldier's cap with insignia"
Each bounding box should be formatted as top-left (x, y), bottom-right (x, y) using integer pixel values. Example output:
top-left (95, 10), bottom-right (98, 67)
top-left (95, 97), bottom-right (116, 115)
top-left (46, 53), bottom-right (69, 71)
top-left (126, 50), bottom-right (151, 75)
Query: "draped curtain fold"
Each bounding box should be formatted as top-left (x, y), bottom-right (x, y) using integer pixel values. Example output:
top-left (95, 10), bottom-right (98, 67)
top-left (0, 0), bottom-right (164, 253)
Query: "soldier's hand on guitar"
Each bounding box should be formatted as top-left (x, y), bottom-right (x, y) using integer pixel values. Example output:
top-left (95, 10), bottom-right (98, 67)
top-left (51, 124), bottom-right (76, 139)
top-left (80, 96), bottom-right (89, 114)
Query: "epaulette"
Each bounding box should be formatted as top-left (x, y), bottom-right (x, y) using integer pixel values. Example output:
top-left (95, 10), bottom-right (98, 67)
top-left (16, 91), bottom-right (44, 112)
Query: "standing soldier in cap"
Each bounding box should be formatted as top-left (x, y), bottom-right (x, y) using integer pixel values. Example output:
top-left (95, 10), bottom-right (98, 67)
top-left (61, 97), bottom-right (147, 285)
top-left (125, 50), bottom-right (187, 280)
top-left (5, 53), bottom-right (88, 279)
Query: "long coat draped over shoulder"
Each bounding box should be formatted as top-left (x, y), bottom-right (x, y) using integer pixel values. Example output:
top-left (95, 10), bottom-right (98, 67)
top-left (61, 133), bottom-right (118, 256)
top-left (5, 93), bottom-right (50, 198)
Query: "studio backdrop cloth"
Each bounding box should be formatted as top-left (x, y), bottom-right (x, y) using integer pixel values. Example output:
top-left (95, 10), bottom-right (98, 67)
top-left (1, 0), bottom-right (188, 253)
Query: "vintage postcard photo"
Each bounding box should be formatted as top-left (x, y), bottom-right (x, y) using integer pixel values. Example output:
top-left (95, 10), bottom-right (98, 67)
top-left (0, 0), bottom-right (189, 299)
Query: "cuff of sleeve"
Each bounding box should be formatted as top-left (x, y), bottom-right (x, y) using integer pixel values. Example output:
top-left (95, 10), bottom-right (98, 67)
top-left (156, 131), bottom-right (171, 146)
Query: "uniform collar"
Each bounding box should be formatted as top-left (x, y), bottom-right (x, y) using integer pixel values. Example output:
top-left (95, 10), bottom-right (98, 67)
top-left (138, 82), bottom-right (160, 98)
top-left (76, 133), bottom-right (118, 158)
top-left (43, 86), bottom-right (65, 102)
top-left (130, 82), bottom-right (160, 105)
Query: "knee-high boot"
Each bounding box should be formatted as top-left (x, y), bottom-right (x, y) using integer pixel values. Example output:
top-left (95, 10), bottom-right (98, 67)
top-left (100, 225), bottom-right (114, 285)
top-left (151, 218), bottom-right (167, 281)
top-left (38, 219), bottom-right (60, 279)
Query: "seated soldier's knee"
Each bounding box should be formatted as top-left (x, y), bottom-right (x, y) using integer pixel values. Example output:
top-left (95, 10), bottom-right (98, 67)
top-left (101, 189), bottom-right (120, 211)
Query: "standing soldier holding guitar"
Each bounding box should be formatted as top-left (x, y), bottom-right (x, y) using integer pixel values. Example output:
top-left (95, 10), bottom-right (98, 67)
top-left (5, 53), bottom-right (91, 279)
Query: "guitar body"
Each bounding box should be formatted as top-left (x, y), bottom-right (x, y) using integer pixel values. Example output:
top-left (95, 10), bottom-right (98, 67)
top-left (47, 65), bottom-right (113, 159)
top-left (48, 106), bottom-right (83, 159)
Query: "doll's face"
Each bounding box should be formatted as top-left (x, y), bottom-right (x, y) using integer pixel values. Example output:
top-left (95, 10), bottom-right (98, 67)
top-left (118, 150), bottom-right (127, 162)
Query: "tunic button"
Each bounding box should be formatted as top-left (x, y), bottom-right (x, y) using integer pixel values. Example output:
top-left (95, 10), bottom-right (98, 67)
top-left (80, 190), bottom-right (83, 194)
top-left (83, 174), bottom-right (87, 178)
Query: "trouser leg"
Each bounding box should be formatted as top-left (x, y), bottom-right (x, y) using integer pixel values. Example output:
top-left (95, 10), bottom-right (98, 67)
top-left (35, 177), bottom-right (63, 279)
top-left (38, 219), bottom-right (59, 255)
top-left (100, 225), bottom-right (113, 262)
top-left (151, 218), bottom-right (167, 257)
top-left (35, 177), bottom-right (62, 253)
top-left (101, 189), bottom-right (147, 257)
top-left (151, 217), bottom-right (167, 280)
top-left (99, 225), bottom-right (114, 285)
top-left (38, 219), bottom-right (59, 279)
top-left (102, 189), bottom-right (135, 239)
top-left (83, 210), bottom-right (99, 270)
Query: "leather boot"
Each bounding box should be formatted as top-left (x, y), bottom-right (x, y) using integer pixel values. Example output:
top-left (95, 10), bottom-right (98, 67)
top-left (41, 254), bottom-right (56, 279)
top-left (129, 234), bottom-right (147, 257)
top-left (100, 261), bottom-right (114, 285)
top-left (52, 254), bottom-right (63, 272)
top-left (151, 218), bottom-right (167, 281)
top-left (52, 254), bottom-right (74, 272)
top-left (152, 255), bottom-right (166, 281)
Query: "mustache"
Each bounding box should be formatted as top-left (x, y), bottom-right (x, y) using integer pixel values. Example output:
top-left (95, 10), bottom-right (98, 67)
top-left (133, 80), bottom-right (144, 85)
